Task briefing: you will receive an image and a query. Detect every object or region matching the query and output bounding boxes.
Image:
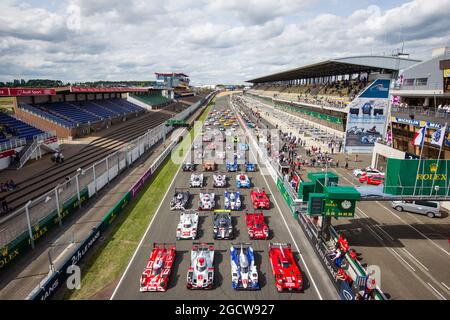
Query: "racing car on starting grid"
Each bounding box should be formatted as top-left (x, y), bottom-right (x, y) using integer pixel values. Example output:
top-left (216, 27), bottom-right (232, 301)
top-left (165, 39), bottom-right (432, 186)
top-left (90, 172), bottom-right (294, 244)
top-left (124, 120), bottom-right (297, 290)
top-left (269, 243), bottom-right (303, 292)
top-left (224, 190), bottom-right (242, 211)
top-left (213, 210), bottom-right (233, 240)
top-left (236, 173), bottom-right (251, 188)
top-left (189, 173), bottom-right (204, 188)
top-left (216, 151), bottom-right (226, 160)
top-left (230, 243), bottom-right (259, 290)
top-left (245, 161), bottom-right (256, 172)
top-left (176, 210), bottom-right (199, 240)
top-left (170, 190), bottom-right (190, 210)
top-left (246, 212), bottom-right (270, 240)
top-left (140, 243), bottom-right (175, 292)
top-left (182, 162), bottom-right (196, 172)
top-left (250, 188), bottom-right (270, 209)
top-left (213, 174), bottom-right (226, 187)
top-left (198, 191), bottom-right (215, 210)
top-left (238, 143), bottom-right (249, 151)
top-left (187, 243), bottom-right (215, 290)
top-left (226, 160), bottom-right (238, 172)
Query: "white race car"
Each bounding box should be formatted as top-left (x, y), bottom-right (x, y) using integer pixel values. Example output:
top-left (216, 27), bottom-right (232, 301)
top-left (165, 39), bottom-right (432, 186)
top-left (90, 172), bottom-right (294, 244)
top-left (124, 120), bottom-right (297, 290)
top-left (189, 173), bottom-right (204, 188)
top-left (199, 192), bottom-right (215, 210)
top-left (216, 151), bottom-right (226, 160)
top-left (213, 174), bottom-right (226, 187)
top-left (176, 211), bottom-right (199, 240)
top-left (187, 243), bottom-right (215, 290)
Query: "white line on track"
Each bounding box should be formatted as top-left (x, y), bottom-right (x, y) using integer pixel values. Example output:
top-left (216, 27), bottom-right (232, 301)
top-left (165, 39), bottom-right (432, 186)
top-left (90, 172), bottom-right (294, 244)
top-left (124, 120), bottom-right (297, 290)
top-left (110, 126), bottom-right (197, 299)
top-left (234, 100), bottom-right (325, 300)
top-left (400, 248), bottom-right (429, 272)
top-left (427, 283), bottom-right (446, 300)
top-left (442, 282), bottom-right (450, 292)
top-left (389, 248), bottom-right (416, 272)
top-left (373, 225), bottom-right (395, 241)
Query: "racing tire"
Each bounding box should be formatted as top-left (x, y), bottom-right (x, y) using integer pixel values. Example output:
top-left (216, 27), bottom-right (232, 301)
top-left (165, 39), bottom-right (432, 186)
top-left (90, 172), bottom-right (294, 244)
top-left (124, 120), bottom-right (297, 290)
top-left (395, 206), bottom-right (403, 212)
top-left (426, 212), bottom-right (435, 218)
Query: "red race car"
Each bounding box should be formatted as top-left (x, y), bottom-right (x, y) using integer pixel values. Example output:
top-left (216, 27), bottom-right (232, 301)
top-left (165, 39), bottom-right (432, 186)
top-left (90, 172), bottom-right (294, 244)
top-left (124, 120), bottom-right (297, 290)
top-left (140, 243), bottom-right (176, 292)
top-left (246, 212), bottom-right (270, 239)
top-left (268, 243), bottom-right (303, 292)
top-left (250, 189), bottom-right (270, 209)
top-left (359, 174), bottom-right (384, 185)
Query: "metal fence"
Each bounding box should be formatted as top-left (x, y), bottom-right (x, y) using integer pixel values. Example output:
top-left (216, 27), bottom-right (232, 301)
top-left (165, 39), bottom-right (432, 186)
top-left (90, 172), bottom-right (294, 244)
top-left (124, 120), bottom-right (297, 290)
top-left (0, 96), bottom-right (210, 249)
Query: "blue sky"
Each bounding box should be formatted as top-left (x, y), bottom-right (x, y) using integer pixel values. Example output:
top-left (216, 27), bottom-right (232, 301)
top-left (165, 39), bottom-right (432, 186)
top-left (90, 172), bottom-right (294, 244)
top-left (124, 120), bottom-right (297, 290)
top-left (0, 0), bottom-right (449, 85)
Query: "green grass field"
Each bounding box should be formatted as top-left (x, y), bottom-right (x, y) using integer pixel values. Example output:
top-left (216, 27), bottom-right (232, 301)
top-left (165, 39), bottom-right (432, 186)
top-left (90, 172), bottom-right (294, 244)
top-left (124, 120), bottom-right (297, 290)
top-left (65, 102), bottom-right (212, 299)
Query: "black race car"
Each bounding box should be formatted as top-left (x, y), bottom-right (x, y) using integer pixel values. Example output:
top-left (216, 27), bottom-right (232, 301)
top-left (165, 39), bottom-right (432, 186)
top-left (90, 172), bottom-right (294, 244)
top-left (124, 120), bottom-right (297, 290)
top-left (182, 162), bottom-right (196, 172)
top-left (213, 211), bottom-right (233, 240)
top-left (170, 190), bottom-right (190, 210)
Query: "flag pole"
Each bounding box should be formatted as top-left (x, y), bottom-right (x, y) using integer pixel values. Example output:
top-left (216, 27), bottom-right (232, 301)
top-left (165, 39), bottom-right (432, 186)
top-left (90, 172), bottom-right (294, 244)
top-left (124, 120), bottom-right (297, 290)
top-left (413, 126), bottom-right (426, 196)
top-left (430, 123), bottom-right (447, 196)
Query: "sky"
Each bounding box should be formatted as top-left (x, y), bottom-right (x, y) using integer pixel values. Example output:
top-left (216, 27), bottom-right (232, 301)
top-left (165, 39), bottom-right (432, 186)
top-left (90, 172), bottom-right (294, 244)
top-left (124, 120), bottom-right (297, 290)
top-left (0, 0), bottom-right (449, 85)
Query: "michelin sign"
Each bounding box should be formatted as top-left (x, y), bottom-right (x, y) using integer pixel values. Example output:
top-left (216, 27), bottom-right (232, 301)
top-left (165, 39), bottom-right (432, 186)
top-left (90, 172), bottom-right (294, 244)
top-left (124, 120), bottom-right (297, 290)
top-left (344, 79), bottom-right (391, 153)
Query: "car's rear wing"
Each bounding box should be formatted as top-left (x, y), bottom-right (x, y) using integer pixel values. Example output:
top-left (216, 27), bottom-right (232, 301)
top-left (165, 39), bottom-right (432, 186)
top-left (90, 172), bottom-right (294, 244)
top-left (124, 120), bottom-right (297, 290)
top-left (230, 242), bottom-right (252, 249)
top-left (245, 210), bottom-right (264, 216)
top-left (269, 242), bottom-right (291, 250)
top-left (192, 242), bottom-right (214, 252)
top-left (153, 243), bottom-right (176, 250)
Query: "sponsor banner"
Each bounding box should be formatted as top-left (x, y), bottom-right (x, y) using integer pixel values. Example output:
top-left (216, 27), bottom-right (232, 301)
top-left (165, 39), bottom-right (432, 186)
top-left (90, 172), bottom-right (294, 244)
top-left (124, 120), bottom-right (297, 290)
top-left (339, 279), bottom-right (356, 300)
top-left (444, 69), bottom-right (450, 78)
top-left (70, 87), bottom-right (147, 93)
top-left (0, 88), bottom-right (56, 96)
top-left (344, 79), bottom-right (391, 153)
top-left (131, 168), bottom-right (152, 198)
top-left (384, 159), bottom-right (450, 195)
top-left (391, 116), bottom-right (447, 131)
top-left (98, 192), bottom-right (131, 230)
top-left (405, 152), bottom-right (421, 160)
top-left (0, 149), bottom-right (15, 159)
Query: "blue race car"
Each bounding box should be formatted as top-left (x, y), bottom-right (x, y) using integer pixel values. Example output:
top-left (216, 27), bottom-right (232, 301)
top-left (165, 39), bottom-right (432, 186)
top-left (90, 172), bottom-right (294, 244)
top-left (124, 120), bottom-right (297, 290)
top-left (238, 143), bottom-right (249, 151)
top-left (245, 161), bottom-right (256, 172)
top-left (224, 191), bottom-right (242, 211)
top-left (227, 161), bottom-right (239, 172)
top-left (236, 173), bottom-right (251, 188)
top-left (230, 244), bottom-right (259, 290)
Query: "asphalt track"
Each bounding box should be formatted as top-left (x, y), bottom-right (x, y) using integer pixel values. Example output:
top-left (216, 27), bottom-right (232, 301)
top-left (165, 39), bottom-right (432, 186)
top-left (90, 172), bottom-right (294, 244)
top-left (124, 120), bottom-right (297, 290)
top-left (111, 95), bottom-right (338, 300)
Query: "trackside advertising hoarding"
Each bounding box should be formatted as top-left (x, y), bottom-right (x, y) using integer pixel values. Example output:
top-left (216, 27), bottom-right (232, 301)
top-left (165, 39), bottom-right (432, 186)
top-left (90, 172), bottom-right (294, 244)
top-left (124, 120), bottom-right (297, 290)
top-left (384, 159), bottom-right (450, 195)
top-left (344, 79), bottom-right (391, 153)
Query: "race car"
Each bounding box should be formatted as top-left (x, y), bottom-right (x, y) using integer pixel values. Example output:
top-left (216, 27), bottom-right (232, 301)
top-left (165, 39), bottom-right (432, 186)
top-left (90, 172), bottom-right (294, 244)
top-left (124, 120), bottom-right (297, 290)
top-left (189, 173), bottom-right (204, 188)
top-left (359, 175), bottom-right (384, 186)
top-left (226, 143), bottom-right (233, 150)
top-left (186, 243), bottom-right (215, 290)
top-left (140, 243), bottom-right (175, 292)
top-left (268, 243), bottom-right (303, 292)
top-left (206, 143), bottom-right (217, 150)
top-left (170, 190), bottom-right (190, 210)
top-left (236, 173), bottom-right (251, 188)
top-left (176, 210), bottom-right (199, 240)
top-left (246, 212), bottom-right (269, 240)
top-left (353, 167), bottom-right (384, 178)
top-left (182, 162), bottom-right (196, 172)
top-left (226, 160), bottom-right (239, 172)
top-left (203, 160), bottom-right (215, 171)
top-left (198, 192), bottom-right (215, 210)
top-left (213, 211), bottom-right (233, 239)
top-left (202, 135), bottom-right (212, 142)
top-left (238, 143), bottom-right (249, 151)
top-left (361, 134), bottom-right (378, 144)
top-left (216, 151), bottom-right (226, 160)
top-left (230, 243), bottom-right (260, 290)
top-left (250, 189), bottom-right (270, 209)
top-left (213, 174), bottom-right (226, 187)
top-left (245, 161), bottom-right (257, 172)
top-left (192, 143), bottom-right (201, 150)
top-left (224, 191), bottom-right (242, 211)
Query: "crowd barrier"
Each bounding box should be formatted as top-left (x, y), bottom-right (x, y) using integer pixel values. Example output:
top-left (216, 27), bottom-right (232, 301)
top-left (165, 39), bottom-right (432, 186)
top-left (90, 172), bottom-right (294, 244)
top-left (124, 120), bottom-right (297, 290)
top-left (231, 95), bottom-right (386, 300)
top-left (0, 92), bottom-right (215, 275)
top-left (26, 92), bottom-right (215, 300)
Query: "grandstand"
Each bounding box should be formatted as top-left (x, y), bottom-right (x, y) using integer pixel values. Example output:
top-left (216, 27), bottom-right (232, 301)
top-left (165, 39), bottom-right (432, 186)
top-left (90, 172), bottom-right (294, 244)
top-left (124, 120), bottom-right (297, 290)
top-left (130, 91), bottom-right (171, 107)
top-left (246, 55), bottom-right (420, 132)
top-left (0, 111), bottom-right (44, 143)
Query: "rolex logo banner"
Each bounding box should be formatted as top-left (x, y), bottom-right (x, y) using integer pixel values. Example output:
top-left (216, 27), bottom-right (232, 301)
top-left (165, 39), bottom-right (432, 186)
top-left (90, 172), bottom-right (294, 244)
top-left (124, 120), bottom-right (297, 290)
top-left (384, 159), bottom-right (450, 196)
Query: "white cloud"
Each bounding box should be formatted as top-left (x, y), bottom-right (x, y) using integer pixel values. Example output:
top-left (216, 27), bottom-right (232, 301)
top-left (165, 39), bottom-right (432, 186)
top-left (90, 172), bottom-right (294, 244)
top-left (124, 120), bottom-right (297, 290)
top-left (0, 0), bottom-right (449, 84)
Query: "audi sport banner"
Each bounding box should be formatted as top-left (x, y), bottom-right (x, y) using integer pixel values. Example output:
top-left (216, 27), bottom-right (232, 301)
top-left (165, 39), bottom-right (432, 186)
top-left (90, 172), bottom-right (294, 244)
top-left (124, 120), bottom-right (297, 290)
top-left (344, 79), bottom-right (391, 154)
top-left (0, 88), bottom-right (56, 96)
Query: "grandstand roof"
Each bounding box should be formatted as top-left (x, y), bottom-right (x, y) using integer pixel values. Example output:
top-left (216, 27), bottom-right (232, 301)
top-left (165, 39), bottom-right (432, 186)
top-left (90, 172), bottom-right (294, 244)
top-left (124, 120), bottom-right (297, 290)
top-left (247, 55), bottom-right (421, 83)
top-left (155, 72), bottom-right (189, 77)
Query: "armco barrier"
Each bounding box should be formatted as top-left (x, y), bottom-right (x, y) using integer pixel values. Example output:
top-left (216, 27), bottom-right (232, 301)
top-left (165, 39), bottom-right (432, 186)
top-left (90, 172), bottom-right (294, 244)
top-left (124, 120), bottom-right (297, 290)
top-left (233, 95), bottom-right (386, 300)
top-left (27, 93), bottom-right (216, 300)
